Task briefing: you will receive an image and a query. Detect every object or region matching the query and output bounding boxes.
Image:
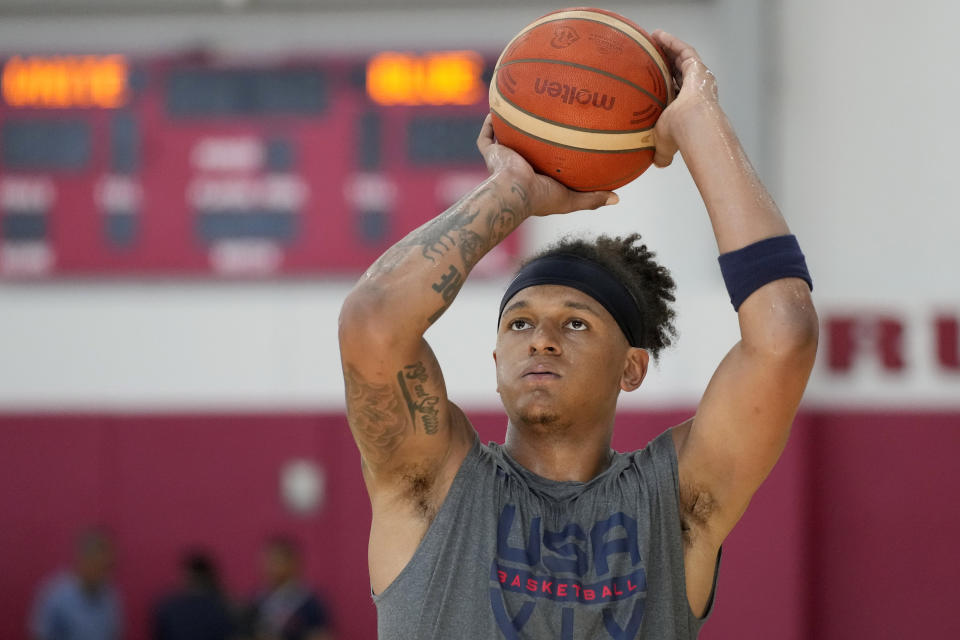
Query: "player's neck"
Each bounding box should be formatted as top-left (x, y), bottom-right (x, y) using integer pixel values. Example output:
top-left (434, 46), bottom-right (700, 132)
top-left (504, 419), bottom-right (614, 483)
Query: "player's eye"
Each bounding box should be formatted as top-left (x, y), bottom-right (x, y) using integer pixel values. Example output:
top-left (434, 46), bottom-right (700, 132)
top-left (565, 319), bottom-right (588, 331)
top-left (509, 319), bottom-right (532, 331)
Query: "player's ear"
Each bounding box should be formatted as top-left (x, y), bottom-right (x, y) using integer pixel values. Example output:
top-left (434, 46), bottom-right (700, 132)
top-left (492, 350), bottom-right (499, 393)
top-left (620, 347), bottom-right (649, 392)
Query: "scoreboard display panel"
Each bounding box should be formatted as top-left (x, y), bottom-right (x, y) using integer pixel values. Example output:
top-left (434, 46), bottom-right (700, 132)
top-left (0, 52), bottom-right (516, 277)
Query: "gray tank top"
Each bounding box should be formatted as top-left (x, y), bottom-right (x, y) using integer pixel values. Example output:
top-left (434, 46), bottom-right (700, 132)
top-left (373, 429), bottom-right (719, 639)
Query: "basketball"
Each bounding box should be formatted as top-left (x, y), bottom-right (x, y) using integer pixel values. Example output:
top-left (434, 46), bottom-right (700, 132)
top-left (489, 7), bottom-right (674, 191)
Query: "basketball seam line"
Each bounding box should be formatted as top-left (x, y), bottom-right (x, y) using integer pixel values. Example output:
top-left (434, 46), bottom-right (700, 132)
top-left (503, 14), bottom-right (673, 103)
top-left (492, 88), bottom-right (655, 135)
top-left (496, 58), bottom-right (666, 109)
top-left (490, 107), bottom-right (655, 154)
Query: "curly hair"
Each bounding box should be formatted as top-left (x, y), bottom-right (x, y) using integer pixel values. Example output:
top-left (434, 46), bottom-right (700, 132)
top-left (523, 233), bottom-right (677, 360)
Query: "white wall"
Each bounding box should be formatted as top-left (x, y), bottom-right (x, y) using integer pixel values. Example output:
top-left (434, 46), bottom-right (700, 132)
top-left (777, 0), bottom-right (960, 406)
top-left (778, 0), bottom-right (960, 300)
top-left (2, 0), bottom-right (957, 411)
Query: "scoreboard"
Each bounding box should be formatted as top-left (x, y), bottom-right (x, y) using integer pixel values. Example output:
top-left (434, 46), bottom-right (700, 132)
top-left (0, 52), bottom-right (517, 277)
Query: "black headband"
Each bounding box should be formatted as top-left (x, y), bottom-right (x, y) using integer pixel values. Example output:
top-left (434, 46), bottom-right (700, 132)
top-left (498, 254), bottom-right (645, 347)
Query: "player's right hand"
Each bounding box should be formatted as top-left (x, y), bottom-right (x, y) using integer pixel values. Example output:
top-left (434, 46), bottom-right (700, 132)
top-left (477, 114), bottom-right (619, 217)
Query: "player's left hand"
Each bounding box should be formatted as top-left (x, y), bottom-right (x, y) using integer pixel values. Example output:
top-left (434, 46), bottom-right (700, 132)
top-left (649, 29), bottom-right (720, 168)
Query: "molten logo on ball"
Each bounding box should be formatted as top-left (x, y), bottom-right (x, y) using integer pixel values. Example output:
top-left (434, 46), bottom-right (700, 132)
top-left (534, 77), bottom-right (616, 110)
top-left (550, 26), bottom-right (580, 49)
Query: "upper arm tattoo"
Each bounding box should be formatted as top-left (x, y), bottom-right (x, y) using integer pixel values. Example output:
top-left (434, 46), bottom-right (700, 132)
top-left (397, 361), bottom-right (442, 435)
top-left (344, 365), bottom-right (411, 465)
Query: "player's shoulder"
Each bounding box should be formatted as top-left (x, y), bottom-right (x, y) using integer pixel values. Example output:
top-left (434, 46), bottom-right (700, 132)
top-left (668, 417), bottom-right (696, 454)
top-left (618, 419), bottom-right (692, 463)
top-left (614, 421), bottom-right (696, 497)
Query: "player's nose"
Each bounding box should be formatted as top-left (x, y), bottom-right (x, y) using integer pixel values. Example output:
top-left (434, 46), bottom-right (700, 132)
top-left (528, 324), bottom-right (561, 355)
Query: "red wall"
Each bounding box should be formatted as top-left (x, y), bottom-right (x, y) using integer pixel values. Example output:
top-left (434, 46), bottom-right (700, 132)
top-left (803, 412), bottom-right (960, 638)
top-left (2, 410), bottom-right (959, 640)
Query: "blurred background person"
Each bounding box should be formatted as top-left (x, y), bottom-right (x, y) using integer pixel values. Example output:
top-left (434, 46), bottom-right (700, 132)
top-left (153, 551), bottom-right (237, 640)
top-left (243, 537), bottom-right (333, 640)
top-left (29, 529), bottom-right (122, 640)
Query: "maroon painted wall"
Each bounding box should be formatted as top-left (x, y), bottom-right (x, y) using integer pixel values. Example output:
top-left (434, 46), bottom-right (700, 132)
top-left (803, 412), bottom-right (960, 638)
top-left (2, 410), bottom-right (958, 639)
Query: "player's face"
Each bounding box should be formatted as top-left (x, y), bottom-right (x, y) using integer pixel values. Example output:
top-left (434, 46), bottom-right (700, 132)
top-left (494, 285), bottom-right (634, 429)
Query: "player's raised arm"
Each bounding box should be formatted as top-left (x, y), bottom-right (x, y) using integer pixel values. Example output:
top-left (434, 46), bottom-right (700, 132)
top-left (339, 117), bottom-right (615, 592)
top-left (338, 116), bottom-right (615, 483)
top-left (649, 29), bottom-right (818, 608)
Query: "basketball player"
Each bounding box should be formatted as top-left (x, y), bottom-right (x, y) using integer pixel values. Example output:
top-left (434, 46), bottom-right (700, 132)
top-left (338, 30), bottom-right (817, 638)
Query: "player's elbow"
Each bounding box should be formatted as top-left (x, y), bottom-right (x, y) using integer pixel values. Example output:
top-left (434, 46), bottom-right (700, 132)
top-left (744, 287), bottom-right (819, 362)
top-left (780, 295), bottom-right (819, 359)
top-left (339, 286), bottom-right (393, 349)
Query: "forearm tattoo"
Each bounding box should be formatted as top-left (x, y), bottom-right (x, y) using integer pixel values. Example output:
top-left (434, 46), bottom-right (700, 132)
top-left (343, 365), bottom-right (411, 464)
top-left (397, 195), bottom-right (483, 266)
top-left (428, 265), bottom-right (464, 323)
top-left (380, 180), bottom-right (527, 268)
top-left (364, 180), bottom-right (530, 326)
top-left (487, 182), bottom-right (528, 246)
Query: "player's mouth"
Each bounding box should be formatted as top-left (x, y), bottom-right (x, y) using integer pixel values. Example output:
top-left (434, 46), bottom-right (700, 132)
top-left (522, 364), bottom-right (561, 379)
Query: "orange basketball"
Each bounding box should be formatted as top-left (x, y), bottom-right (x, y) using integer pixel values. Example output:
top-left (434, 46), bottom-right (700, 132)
top-left (489, 7), bottom-right (674, 191)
